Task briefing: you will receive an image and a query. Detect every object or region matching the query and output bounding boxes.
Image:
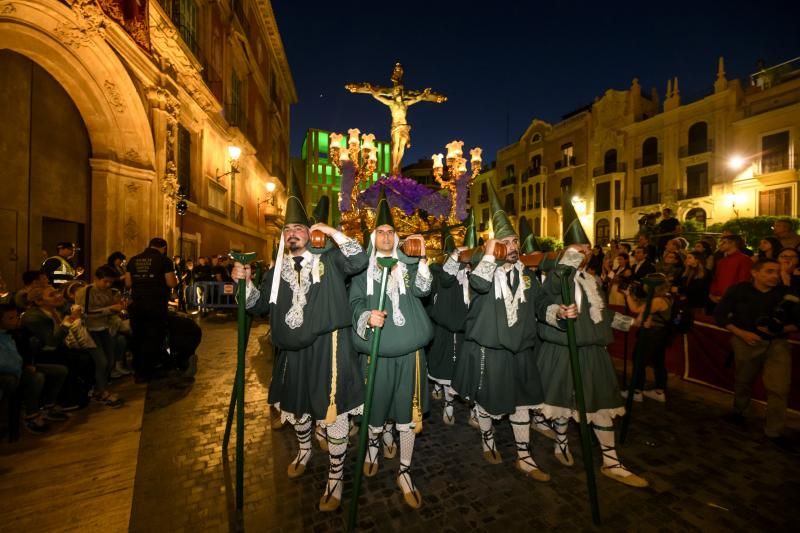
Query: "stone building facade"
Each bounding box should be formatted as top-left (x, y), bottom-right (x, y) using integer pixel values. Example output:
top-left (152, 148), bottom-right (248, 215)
top-left (0, 0), bottom-right (295, 289)
top-left (484, 57), bottom-right (800, 245)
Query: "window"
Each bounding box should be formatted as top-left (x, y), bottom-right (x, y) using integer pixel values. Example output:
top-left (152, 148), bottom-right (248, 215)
top-left (161, 0), bottom-right (199, 56)
top-left (534, 183), bottom-right (541, 208)
top-left (759, 187), bottom-right (792, 216)
top-left (688, 122), bottom-right (708, 155)
top-left (480, 183), bottom-right (488, 202)
top-left (228, 72), bottom-right (242, 127)
top-left (614, 180), bottom-right (621, 210)
top-left (686, 163), bottom-right (708, 199)
top-left (504, 193), bottom-right (515, 214)
top-left (528, 184), bottom-right (533, 209)
top-left (761, 131), bottom-right (790, 174)
top-left (531, 133), bottom-right (541, 143)
top-left (481, 208), bottom-right (490, 231)
top-left (685, 208), bottom-right (707, 228)
top-left (521, 188), bottom-right (527, 212)
top-left (530, 154), bottom-right (542, 176)
top-left (640, 174), bottom-right (658, 205)
top-left (534, 217), bottom-right (541, 235)
top-left (603, 149), bottom-right (617, 174)
top-left (560, 177), bottom-right (572, 195)
top-left (561, 142), bottom-right (574, 166)
top-left (595, 219), bottom-right (610, 246)
top-left (177, 124), bottom-right (192, 199)
top-left (642, 137), bottom-right (659, 166)
top-left (614, 217), bottom-right (621, 239)
top-left (207, 179), bottom-right (227, 214)
top-left (595, 182), bottom-right (611, 212)
top-left (506, 165), bottom-right (515, 179)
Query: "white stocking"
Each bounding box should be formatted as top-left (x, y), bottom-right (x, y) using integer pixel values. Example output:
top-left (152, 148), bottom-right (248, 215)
top-left (476, 404), bottom-right (497, 454)
top-left (443, 386), bottom-right (455, 421)
top-left (366, 425), bottom-right (382, 467)
top-left (509, 408), bottom-right (540, 472)
top-left (553, 417), bottom-right (571, 458)
top-left (397, 429), bottom-right (418, 495)
top-left (292, 416), bottom-right (313, 468)
top-left (382, 421), bottom-right (396, 455)
top-left (322, 414), bottom-right (348, 503)
top-left (592, 414), bottom-right (632, 477)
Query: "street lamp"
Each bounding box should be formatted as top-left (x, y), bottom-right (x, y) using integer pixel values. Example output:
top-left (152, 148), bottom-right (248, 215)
top-left (258, 180), bottom-right (278, 230)
top-left (215, 145), bottom-right (242, 181)
top-left (726, 192), bottom-right (744, 218)
top-left (728, 155), bottom-right (745, 171)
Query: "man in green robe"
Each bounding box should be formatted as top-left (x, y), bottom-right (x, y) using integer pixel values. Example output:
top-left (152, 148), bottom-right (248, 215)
top-left (426, 211), bottom-right (478, 425)
top-left (349, 190), bottom-right (433, 509)
top-left (535, 196), bottom-right (648, 488)
top-left (452, 183), bottom-right (550, 483)
top-left (232, 180), bottom-right (368, 512)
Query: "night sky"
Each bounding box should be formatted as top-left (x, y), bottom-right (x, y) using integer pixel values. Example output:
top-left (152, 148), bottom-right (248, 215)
top-left (273, 1), bottom-right (800, 166)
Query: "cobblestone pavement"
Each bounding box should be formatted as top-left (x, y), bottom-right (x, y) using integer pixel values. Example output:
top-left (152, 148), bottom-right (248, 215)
top-left (129, 321), bottom-right (800, 532)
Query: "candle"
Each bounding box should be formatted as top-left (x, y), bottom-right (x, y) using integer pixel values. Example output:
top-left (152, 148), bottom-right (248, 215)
top-left (368, 147), bottom-right (378, 161)
top-left (470, 147), bottom-right (483, 163)
top-left (329, 132), bottom-right (343, 149)
top-left (431, 153), bottom-right (444, 168)
top-left (340, 148), bottom-right (350, 161)
top-left (361, 133), bottom-right (376, 150)
top-left (347, 128), bottom-right (361, 145)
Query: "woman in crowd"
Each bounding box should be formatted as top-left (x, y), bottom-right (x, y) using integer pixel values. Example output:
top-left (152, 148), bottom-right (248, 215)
top-left (756, 237), bottom-right (783, 261)
top-left (694, 240), bottom-right (715, 273)
top-left (106, 251), bottom-right (127, 291)
top-left (677, 251), bottom-right (710, 310)
top-left (587, 244), bottom-right (605, 277)
top-left (658, 251), bottom-right (684, 287)
top-left (624, 274), bottom-right (673, 403)
top-left (603, 252), bottom-right (632, 306)
top-left (776, 247), bottom-right (800, 292)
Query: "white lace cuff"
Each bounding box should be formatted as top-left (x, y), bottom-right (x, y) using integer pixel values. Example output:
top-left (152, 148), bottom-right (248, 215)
top-left (415, 261), bottom-right (432, 293)
top-left (338, 239), bottom-right (362, 257)
top-left (244, 282), bottom-right (260, 309)
top-left (356, 311), bottom-right (372, 339)
top-left (612, 312), bottom-right (635, 332)
top-left (443, 256), bottom-right (460, 276)
top-left (545, 304), bottom-right (562, 327)
top-left (473, 258), bottom-right (496, 282)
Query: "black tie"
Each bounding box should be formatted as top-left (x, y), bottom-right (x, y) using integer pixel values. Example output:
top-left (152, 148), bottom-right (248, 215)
top-left (506, 269), bottom-right (513, 290)
top-left (293, 256), bottom-right (303, 284)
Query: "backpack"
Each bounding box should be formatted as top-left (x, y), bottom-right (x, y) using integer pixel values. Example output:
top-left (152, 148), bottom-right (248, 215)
top-left (670, 295), bottom-right (694, 334)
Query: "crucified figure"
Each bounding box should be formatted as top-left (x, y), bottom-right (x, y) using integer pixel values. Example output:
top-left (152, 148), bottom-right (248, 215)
top-left (346, 63), bottom-right (447, 176)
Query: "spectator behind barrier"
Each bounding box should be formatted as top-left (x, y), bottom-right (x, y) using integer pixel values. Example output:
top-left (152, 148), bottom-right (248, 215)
top-left (709, 235), bottom-right (752, 306)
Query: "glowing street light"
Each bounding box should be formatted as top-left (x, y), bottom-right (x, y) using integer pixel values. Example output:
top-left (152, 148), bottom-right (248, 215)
top-left (728, 155), bottom-right (745, 170)
top-left (265, 181), bottom-right (277, 193)
top-left (228, 145), bottom-right (242, 161)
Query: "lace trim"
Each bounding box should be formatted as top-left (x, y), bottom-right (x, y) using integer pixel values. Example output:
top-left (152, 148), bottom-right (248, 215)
top-left (473, 259), bottom-right (496, 282)
top-left (559, 249), bottom-right (584, 268)
top-left (443, 256), bottom-right (460, 276)
top-left (538, 404), bottom-right (626, 425)
top-left (273, 403), bottom-right (364, 427)
top-left (280, 258), bottom-right (312, 329)
top-left (575, 272), bottom-right (605, 324)
top-left (495, 263), bottom-right (526, 327)
top-left (244, 283), bottom-right (261, 310)
top-left (545, 304), bottom-right (562, 327)
top-left (415, 262), bottom-right (432, 294)
top-left (612, 312), bottom-right (634, 332)
top-left (338, 239), bottom-right (362, 258)
top-left (369, 262), bottom-right (407, 327)
top-left (457, 267), bottom-right (470, 305)
top-left (356, 310), bottom-right (371, 339)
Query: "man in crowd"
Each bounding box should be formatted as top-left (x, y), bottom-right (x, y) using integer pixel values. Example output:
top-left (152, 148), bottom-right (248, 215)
top-left (637, 234), bottom-right (657, 266)
top-left (42, 242), bottom-right (78, 287)
top-left (14, 270), bottom-right (50, 310)
top-left (631, 246), bottom-right (656, 282)
top-left (714, 258), bottom-right (798, 448)
top-left (427, 212), bottom-right (477, 424)
top-left (772, 218), bottom-right (800, 251)
top-left (536, 197), bottom-right (648, 488)
top-left (656, 208), bottom-right (681, 255)
top-left (125, 238), bottom-right (177, 382)
top-left (709, 235), bottom-right (752, 306)
top-left (349, 189), bottom-right (433, 509)
top-left (452, 183), bottom-right (550, 483)
top-left (233, 182), bottom-right (367, 512)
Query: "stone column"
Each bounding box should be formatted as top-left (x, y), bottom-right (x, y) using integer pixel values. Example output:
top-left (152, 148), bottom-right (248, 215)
top-left (146, 86), bottom-right (181, 249)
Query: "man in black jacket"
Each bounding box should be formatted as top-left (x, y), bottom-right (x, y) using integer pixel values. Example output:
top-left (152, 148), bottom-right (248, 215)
top-left (714, 258), bottom-right (798, 446)
top-left (631, 246), bottom-right (656, 282)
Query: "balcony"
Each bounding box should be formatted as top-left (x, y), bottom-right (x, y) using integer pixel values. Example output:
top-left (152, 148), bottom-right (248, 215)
top-left (632, 194), bottom-right (661, 207)
top-left (634, 153), bottom-right (662, 169)
top-left (201, 56), bottom-right (224, 104)
top-left (232, 0), bottom-right (250, 36)
top-left (478, 194), bottom-right (488, 203)
top-left (521, 166), bottom-right (544, 182)
top-left (500, 176), bottom-right (517, 187)
top-left (679, 139), bottom-right (714, 158)
top-left (592, 162), bottom-right (627, 177)
top-left (756, 153), bottom-right (796, 176)
top-left (554, 156), bottom-right (577, 171)
top-left (230, 201), bottom-right (244, 225)
top-left (225, 102), bottom-right (246, 130)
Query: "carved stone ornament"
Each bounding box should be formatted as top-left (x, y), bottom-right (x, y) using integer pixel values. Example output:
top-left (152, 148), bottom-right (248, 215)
top-left (124, 149), bottom-right (141, 163)
top-left (124, 216), bottom-right (138, 242)
top-left (103, 80), bottom-right (126, 113)
top-left (54, 0), bottom-right (107, 49)
top-left (125, 181), bottom-right (141, 194)
top-left (1, 3), bottom-right (17, 15)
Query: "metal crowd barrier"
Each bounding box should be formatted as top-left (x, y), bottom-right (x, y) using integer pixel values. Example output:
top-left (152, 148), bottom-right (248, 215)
top-left (184, 281), bottom-right (237, 314)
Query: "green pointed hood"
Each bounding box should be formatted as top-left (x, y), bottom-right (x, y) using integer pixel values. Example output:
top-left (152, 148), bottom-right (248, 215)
top-left (518, 216), bottom-right (542, 254)
top-left (562, 195), bottom-right (590, 247)
top-left (284, 175), bottom-right (310, 227)
top-left (463, 208), bottom-right (478, 248)
top-left (440, 223), bottom-right (456, 255)
top-left (374, 186), bottom-right (395, 229)
top-left (310, 195), bottom-right (330, 225)
top-left (488, 181), bottom-right (515, 240)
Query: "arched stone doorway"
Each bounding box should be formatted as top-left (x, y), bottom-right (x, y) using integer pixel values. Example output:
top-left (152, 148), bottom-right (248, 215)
top-left (0, 0), bottom-right (157, 287)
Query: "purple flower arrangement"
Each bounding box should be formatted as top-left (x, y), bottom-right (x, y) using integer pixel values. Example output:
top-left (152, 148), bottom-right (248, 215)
top-left (357, 175), bottom-right (452, 218)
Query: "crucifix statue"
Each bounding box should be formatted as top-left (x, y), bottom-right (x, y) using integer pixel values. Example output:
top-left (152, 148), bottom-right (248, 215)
top-left (345, 63), bottom-right (447, 176)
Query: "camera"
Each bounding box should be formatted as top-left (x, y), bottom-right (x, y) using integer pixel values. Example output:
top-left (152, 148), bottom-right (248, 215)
top-left (756, 295), bottom-right (799, 338)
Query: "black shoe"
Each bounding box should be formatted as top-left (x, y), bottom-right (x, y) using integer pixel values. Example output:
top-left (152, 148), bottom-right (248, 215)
top-left (722, 413), bottom-right (746, 428)
top-left (24, 417), bottom-right (50, 434)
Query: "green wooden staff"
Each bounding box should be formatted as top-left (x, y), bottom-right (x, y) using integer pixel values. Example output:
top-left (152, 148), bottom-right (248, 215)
top-left (221, 251), bottom-right (257, 511)
top-left (620, 275), bottom-right (663, 444)
top-left (556, 264), bottom-right (601, 526)
top-left (348, 256), bottom-right (397, 531)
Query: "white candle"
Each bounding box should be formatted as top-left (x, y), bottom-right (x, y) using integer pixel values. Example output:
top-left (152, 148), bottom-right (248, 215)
top-left (368, 147), bottom-right (378, 161)
top-left (361, 133), bottom-right (376, 150)
top-left (431, 153), bottom-right (444, 168)
top-left (329, 132), bottom-right (343, 149)
top-left (470, 147), bottom-right (483, 163)
top-left (347, 128), bottom-right (361, 145)
top-left (340, 148), bottom-right (350, 161)
top-left (446, 140), bottom-right (464, 159)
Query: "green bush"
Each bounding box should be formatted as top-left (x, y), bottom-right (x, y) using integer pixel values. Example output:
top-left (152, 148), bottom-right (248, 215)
top-left (705, 216), bottom-right (800, 250)
top-left (537, 236), bottom-right (563, 252)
